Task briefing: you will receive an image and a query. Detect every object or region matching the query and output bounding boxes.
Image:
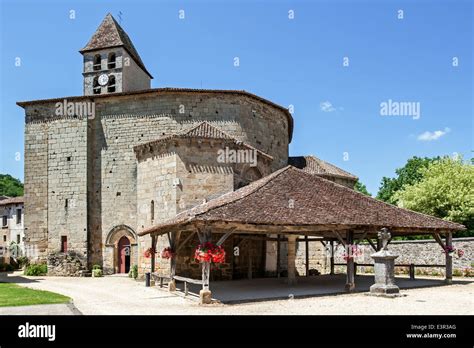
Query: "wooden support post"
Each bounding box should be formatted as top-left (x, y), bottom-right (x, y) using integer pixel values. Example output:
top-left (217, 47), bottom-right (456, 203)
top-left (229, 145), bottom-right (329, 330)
top-left (276, 234), bottom-right (281, 278)
top-left (287, 235), bottom-right (297, 286)
top-left (248, 250), bottom-right (253, 280)
top-left (445, 232), bottom-right (453, 284)
top-left (199, 228), bottom-right (212, 304)
top-left (366, 238), bottom-right (377, 252)
top-left (202, 262), bottom-right (210, 290)
top-left (305, 235), bottom-right (309, 277)
top-left (409, 264), bottom-right (415, 280)
top-left (184, 282), bottom-right (188, 297)
top-left (169, 259), bottom-right (177, 292)
top-left (330, 241), bottom-right (335, 275)
top-left (168, 232), bottom-right (177, 292)
top-left (354, 262), bottom-right (358, 276)
top-left (345, 231), bottom-right (355, 292)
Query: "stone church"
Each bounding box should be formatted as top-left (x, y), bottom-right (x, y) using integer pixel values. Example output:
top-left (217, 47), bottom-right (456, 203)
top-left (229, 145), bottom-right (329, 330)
top-left (18, 14), bottom-right (357, 277)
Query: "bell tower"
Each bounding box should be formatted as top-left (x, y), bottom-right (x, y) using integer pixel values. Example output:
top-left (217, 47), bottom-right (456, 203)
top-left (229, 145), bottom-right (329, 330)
top-left (80, 13), bottom-right (153, 96)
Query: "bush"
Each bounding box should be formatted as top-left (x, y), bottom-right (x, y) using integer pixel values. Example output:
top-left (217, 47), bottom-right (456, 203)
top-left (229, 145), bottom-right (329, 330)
top-left (24, 264), bottom-right (47, 276)
top-left (92, 264), bottom-right (101, 270)
top-left (129, 265), bottom-right (138, 279)
top-left (453, 269), bottom-right (463, 277)
top-left (0, 263), bottom-right (15, 272)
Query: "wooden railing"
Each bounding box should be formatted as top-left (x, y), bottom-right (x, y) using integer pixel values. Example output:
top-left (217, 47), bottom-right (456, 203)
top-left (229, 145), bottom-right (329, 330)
top-left (334, 263), bottom-right (445, 280)
top-left (173, 275), bottom-right (203, 296)
top-left (151, 273), bottom-right (202, 296)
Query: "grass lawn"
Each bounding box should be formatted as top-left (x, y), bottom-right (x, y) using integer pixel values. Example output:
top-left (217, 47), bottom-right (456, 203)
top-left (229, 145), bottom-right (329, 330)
top-left (0, 283), bottom-right (71, 307)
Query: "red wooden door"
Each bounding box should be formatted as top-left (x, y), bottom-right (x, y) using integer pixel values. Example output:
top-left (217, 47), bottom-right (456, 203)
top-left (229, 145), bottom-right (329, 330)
top-left (118, 236), bottom-right (130, 273)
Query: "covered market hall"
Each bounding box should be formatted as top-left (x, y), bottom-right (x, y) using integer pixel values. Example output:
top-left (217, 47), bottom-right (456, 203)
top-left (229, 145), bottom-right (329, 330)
top-left (138, 166), bottom-right (465, 304)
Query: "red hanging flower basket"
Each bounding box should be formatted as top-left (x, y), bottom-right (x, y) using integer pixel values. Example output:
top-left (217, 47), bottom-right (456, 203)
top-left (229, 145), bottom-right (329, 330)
top-left (194, 242), bottom-right (226, 264)
top-left (143, 247), bottom-right (156, 258)
top-left (161, 247), bottom-right (175, 259)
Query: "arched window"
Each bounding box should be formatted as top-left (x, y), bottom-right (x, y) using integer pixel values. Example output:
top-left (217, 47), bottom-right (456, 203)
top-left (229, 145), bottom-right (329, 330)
top-left (150, 200), bottom-right (155, 223)
top-left (93, 76), bottom-right (101, 95)
top-left (93, 54), bottom-right (101, 71)
top-left (108, 52), bottom-right (116, 69)
top-left (107, 75), bottom-right (116, 93)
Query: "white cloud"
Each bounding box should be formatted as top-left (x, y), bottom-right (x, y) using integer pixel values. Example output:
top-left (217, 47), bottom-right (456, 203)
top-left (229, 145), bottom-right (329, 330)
top-left (417, 127), bottom-right (450, 141)
top-left (320, 101), bottom-right (336, 112)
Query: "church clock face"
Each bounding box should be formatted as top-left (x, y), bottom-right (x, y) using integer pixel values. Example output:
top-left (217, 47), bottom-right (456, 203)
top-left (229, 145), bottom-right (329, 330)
top-left (98, 74), bottom-right (109, 86)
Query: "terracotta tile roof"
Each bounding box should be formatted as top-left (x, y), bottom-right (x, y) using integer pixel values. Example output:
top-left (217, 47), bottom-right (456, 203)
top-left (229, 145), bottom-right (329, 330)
top-left (289, 155), bottom-right (357, 180)
top-left (0, 196), bottom-right (24, 206)
top-left (134, 121), bottom-right (273, 160)
top-left (139, 166), bottom-right (465, 236)
top-left (17, 88), bottom-right (293, 142)
top-left (80, 13), bottom-right (153, 78)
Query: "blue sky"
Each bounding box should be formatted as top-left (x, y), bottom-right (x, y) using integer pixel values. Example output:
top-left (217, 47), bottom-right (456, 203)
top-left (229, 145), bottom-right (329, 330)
top-left (0, 0), bottom-right (472, 195)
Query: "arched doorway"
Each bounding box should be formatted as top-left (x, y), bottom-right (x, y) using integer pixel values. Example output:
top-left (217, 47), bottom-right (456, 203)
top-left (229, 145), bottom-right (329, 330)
top-left (117, 236), bottom-right (131, 274)
top-left (104, 225), bottom-right (138, 274)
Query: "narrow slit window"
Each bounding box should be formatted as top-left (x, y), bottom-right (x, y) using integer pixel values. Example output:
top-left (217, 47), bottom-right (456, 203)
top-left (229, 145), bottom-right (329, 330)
top-left (61, 236), bottom-right (67, 253)
top-left (151, 200), bottom-right (155, 222)
top-left (16, 209), bottom-right (21, 224)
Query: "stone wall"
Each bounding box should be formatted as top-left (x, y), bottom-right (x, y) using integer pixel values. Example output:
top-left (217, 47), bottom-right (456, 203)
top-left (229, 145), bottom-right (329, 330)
top-left (47, 118), bottom-right (89, 267)
top-left (296, 239), bottom-right (328, 275)
top-left (332, 237), bottom-right (474, 275)
top-left (47, 251), bottom-right (87, 276)
top-left (122, 49), bottom-right (151, 92)
top-left (22, 90), bottom-right (290, 275)
top-left (136, 138), bottom-right (273, 277)
top-left (24, 121), bottom-right (49, 261)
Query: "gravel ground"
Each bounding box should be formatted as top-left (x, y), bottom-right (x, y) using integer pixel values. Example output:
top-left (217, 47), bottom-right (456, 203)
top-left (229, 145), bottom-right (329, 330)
top-left (1, 272), bottom-right (472, 315)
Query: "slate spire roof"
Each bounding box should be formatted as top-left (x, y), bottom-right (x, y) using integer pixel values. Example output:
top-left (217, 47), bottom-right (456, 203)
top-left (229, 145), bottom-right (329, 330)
top-left (80, 13), bottom-right (153, 78)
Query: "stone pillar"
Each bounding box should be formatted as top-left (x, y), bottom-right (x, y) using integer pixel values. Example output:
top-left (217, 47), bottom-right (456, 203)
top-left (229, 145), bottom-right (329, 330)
top-left (168, 279), bottom-right (176, 292)
top-left (345, 231), bottom-right (355, 292)
top-left (199, 261), bottom-right (212, 304)
top-left (445, 232), bottom-right (453, 284)
top-left (369, 228), bottom-right (400, 297)
top-left (287, 235), bottom-right (297, 285)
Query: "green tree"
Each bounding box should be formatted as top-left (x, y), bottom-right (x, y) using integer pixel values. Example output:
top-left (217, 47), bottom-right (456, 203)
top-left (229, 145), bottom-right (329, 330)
top-left (0, 174), bottom-right (24, 197)
top-left (395, 157), bottom-right (474, 237)
top-left (354, 180), bottom-right (371, 196)
top-left (376, 156), bottom-right (439, 204)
